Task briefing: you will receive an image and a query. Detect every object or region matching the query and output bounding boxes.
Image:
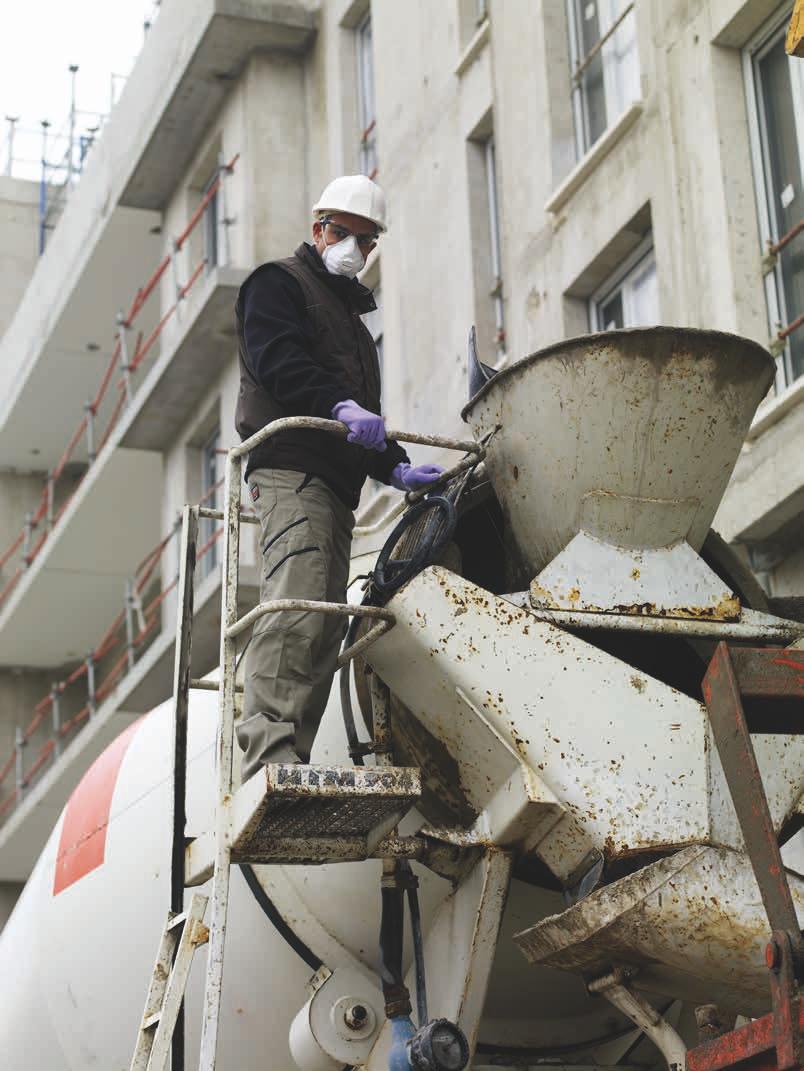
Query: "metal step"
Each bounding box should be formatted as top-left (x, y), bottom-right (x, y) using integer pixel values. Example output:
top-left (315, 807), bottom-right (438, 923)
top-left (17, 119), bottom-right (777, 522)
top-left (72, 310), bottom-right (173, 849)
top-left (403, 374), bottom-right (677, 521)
top-left (186, 764), bottom-right (421, 883)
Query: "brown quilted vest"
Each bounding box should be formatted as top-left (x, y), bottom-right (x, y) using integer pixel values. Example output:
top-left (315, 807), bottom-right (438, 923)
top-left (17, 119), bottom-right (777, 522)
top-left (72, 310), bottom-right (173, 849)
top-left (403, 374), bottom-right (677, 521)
top-left (235, 244), bottom-right (382, 508)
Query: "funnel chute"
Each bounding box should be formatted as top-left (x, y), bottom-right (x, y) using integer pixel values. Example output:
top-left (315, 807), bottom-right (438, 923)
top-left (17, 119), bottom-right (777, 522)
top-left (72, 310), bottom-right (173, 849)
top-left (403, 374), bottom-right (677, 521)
top-left (463, 327), bottom-right (775, 617)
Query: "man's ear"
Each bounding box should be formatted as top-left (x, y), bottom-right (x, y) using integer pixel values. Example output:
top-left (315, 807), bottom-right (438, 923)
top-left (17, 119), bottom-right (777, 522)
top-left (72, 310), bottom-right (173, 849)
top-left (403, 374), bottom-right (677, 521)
top-left (312, 220), bottom-right (323, 242)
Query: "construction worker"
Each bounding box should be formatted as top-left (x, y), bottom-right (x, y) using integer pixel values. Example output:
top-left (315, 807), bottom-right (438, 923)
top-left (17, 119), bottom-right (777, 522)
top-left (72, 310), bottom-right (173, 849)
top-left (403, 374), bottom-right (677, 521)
top-left (234, 175), bottom-right (443, 778)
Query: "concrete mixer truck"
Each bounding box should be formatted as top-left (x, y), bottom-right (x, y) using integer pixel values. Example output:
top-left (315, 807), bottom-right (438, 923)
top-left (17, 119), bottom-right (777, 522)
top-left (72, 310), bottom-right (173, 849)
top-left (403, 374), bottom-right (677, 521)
top-left (0, 327), bottom-right (802, 1071)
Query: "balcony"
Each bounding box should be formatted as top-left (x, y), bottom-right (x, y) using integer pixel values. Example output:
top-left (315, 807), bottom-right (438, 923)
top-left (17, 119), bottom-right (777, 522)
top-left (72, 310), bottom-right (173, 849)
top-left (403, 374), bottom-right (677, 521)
top-left (0, 242), bottom-right (247, 669)
top-left (0, 0), bottom-right (315, 483)
top-left (0, 561), bottom-right (259, 883)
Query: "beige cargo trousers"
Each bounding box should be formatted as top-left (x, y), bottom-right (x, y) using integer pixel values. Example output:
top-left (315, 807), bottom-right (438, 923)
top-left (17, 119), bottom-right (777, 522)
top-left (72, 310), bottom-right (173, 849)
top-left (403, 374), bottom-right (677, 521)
top-left (237, 468), bottom-right (354, 780)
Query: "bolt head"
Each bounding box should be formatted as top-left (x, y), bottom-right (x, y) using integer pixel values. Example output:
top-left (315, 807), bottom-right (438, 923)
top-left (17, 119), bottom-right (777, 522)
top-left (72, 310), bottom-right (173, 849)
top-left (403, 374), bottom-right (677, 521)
top-left (766, 941), bottom-right (780, 969)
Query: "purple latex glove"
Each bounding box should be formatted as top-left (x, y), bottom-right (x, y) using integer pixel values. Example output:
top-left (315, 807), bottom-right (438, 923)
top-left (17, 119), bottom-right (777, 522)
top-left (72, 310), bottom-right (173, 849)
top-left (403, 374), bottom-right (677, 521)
top-left (390, 462), bottom-right (445, 491)
top-left (332, 399), bottom-right (387, 451)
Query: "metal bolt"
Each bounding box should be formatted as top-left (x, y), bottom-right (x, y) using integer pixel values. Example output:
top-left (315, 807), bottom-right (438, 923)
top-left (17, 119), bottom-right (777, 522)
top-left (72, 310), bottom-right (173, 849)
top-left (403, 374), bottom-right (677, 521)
top-left (766, 940), bottom-right (780, 970)
top-left (344, 1004), bottom-right (368, 1031)
top-left (695, 1004), bottom-right (728, 1042)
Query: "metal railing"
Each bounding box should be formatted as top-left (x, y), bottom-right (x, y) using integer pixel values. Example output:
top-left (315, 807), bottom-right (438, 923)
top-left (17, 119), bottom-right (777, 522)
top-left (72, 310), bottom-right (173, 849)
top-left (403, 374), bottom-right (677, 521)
top-left (197, 415), bottom-right (484, 1063)
top-left (0, 153), bottom-right (238, 612)
top-left (762, 217), bottom-right (803, 383)
top-left (0, 476), bottom-right (232, 822)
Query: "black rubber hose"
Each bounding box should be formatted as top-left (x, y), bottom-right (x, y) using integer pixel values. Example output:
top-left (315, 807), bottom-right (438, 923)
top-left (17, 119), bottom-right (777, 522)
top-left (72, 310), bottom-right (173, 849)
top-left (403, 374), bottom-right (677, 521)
top-left (379, 878), bottom-right (411, 1017)
top-left (339, 614), bottom-right (366, 766)
top-left (372, 495), bottom-right (457, 599)
top-left (239, 864), bottom-right (322, 972)
top-left (402, 862), bottom-right (428, 1027)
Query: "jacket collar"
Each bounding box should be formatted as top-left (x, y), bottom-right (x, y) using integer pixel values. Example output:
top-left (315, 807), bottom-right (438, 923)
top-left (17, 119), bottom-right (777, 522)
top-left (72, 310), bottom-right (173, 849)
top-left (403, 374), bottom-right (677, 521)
top-left (295, 242), bottom-right (377, 314)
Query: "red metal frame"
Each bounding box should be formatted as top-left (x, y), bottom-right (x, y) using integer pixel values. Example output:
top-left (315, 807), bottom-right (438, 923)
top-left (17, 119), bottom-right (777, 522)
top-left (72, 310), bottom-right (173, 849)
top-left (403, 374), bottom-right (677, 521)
top-left (691, 642), bottom-right (804, 1071)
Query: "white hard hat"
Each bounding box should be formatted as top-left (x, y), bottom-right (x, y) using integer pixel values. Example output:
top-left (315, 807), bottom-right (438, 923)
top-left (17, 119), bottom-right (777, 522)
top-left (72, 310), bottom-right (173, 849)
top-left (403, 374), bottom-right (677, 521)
top-left (312, 174), bottom-right (387, 232)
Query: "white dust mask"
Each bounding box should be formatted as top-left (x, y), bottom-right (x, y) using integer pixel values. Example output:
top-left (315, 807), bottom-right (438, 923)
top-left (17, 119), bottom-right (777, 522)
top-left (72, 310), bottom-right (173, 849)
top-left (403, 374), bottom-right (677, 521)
top-left (321, 235), bottom-right (365, 279)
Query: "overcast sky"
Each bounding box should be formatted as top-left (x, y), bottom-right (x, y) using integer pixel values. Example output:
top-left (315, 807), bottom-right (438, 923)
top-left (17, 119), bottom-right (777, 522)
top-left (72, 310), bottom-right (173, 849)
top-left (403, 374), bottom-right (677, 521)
top-left (0, 1), bottom-right (155, 176)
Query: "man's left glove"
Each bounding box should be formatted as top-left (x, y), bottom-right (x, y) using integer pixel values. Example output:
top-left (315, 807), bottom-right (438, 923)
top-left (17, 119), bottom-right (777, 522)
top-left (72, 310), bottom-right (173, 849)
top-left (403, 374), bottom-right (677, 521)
top-left (390, 462), bottom-right (445, 491)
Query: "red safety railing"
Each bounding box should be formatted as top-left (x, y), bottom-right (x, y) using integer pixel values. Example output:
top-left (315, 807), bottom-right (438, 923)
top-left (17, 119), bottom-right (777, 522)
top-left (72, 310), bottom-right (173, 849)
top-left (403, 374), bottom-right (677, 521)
top-left (764, 217), bottom-right (804, 350)
top-left (0, 154), bottom-right (239, 610)
top-left (0, 475), bottom-right (229, 821)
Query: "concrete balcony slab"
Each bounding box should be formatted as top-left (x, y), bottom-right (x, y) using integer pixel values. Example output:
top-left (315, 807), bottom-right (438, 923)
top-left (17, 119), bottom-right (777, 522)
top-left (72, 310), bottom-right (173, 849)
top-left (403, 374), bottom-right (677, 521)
top-left (0, 265), bottom-right (245, 670)
top-left (121, 264), bottom-right (248, 451)
top-left (0, 447), bottom-right (162, 668)
top-left (0, 205), bottom-right (163, 472)
top-left (0, 0), bottom-right (313, 471)
top-left (0, 563), bottom-right (258, 883)
top-left (121, 0), bottom-right (317, 211)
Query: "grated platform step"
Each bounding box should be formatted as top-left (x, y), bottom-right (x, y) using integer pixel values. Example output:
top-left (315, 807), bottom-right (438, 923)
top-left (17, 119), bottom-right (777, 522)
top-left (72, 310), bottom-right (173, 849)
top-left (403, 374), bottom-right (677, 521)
top-left (185, 763), bottom-right (421, 882)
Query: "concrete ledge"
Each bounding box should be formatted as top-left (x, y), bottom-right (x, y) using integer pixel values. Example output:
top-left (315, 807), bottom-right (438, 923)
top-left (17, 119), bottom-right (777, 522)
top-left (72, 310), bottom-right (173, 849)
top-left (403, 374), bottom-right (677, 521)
top-left (121, 265), bottom-right (248, 451)
top-left (749, 375), bottom-right (804, 441)
top-left (121, 0), bottom-right (317, 211)
top-left (715, 385), bottom-right (804, 544)
top-left (0, 266), bottom-right (246, 668)
top-left (545, 101), bottom-right (644, 216)
top-left (455, 18), bottom-right (490, 78)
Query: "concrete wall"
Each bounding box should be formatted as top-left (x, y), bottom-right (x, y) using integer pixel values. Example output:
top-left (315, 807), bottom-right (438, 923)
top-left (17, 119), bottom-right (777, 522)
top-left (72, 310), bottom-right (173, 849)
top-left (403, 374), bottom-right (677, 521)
top-left (0, 178), bottom-right (39, 343)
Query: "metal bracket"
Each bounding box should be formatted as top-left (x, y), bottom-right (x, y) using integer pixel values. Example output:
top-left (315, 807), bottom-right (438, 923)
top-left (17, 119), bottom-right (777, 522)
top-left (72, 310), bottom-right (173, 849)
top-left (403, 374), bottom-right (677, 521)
top-left (768, 930), bottom-right (802, 1071)
top-left (702, 642), bottom-right (804, 968)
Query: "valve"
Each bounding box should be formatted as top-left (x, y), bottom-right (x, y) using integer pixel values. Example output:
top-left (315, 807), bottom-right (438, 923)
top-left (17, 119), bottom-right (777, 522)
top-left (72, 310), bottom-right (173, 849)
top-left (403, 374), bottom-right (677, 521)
top-left (388, 1015), bottom-right (469, 1071)
top-left (409, 1019), bottom-right (469, 1071)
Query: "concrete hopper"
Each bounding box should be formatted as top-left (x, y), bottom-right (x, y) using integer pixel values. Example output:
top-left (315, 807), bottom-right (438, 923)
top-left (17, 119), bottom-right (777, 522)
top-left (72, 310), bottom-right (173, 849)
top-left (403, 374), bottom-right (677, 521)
top-left (463, 327), bottom-right (775, 618)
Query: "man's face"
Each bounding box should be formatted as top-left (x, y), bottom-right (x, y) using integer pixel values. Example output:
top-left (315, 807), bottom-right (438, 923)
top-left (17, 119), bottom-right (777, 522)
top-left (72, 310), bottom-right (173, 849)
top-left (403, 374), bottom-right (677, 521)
top-left (312, 211), bottom-right (379, 261)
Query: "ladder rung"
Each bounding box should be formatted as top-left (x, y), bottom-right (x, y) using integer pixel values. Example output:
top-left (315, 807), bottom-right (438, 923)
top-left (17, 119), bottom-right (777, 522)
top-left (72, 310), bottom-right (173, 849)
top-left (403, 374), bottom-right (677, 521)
top-left (189, 678), bottom-right (244, 693)
top-left (142, 1010), bottom-right (161, 1030)
top-left (165, 911), bottom-right (187, 932)
top-left (197, 506), bottom-right (259, 524)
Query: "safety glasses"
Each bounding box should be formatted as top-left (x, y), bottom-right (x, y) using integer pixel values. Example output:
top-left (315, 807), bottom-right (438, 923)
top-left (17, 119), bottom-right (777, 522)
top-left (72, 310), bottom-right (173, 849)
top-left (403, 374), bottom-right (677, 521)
top-left (320, 217), bottom-right (379, 251)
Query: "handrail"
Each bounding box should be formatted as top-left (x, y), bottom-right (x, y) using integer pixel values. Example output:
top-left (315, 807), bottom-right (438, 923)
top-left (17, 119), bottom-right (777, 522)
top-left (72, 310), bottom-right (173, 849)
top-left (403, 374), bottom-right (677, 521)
top-left (0, 476), bottom-right (241, 821)
top-left (0, 154), bottom-right (239, 610)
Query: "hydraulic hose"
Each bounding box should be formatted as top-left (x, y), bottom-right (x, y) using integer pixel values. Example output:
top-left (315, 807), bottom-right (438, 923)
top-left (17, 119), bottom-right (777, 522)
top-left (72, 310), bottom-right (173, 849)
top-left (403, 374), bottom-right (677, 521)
top-left (402, 861), bottom-right (428, 1027)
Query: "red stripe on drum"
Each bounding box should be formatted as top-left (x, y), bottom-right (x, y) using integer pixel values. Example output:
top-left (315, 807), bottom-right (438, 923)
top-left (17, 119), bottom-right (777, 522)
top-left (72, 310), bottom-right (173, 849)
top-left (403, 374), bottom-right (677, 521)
top-left (52, 719), bottom-right (143, 896)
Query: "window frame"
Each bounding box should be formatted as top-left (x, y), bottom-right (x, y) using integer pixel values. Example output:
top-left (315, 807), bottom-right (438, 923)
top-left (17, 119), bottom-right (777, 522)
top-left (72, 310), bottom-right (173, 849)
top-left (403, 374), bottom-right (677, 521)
top-left (567, 0), bottom-right (639, 158)
top-left (484, 136), bottom-right (506, 360)
top-left (589, 236), bottom-right (657, 331)
top-left (743, 5), bottom-right (804, 393)
top-left (356, 11), bottom-right (378, 178)
top-left (201, 168), bottom-right (219, 275)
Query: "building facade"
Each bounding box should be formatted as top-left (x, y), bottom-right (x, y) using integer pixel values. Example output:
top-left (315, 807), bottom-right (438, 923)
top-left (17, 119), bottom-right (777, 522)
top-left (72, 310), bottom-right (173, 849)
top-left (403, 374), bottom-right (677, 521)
top-left (0, 0), bottom-right (801, 922)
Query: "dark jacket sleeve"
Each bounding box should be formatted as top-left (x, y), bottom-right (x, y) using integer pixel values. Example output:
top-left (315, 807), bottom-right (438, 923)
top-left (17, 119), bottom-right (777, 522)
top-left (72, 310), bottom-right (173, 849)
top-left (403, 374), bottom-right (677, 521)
top-left (240, 265), bottom-right (351, 418)
top-left (366, 438), bottom-right (409, 484)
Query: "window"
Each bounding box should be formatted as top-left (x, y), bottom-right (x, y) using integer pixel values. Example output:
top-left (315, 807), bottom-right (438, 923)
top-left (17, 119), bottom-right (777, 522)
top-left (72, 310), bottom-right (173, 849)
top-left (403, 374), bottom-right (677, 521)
top-left (202, 169), bottom-right (219, 273)
top-left (590, 241), bottom-right (658, 330)
top-left (568, 0), bottom-right (640, 155)
top-left (484, 137), bottom-right (506, 360)
top-left (745, 10), bottom-right (804, 390)
top-left (200, 427), bottom-right (221, 579)
top-left (357, 13), bottom-right (378, 177)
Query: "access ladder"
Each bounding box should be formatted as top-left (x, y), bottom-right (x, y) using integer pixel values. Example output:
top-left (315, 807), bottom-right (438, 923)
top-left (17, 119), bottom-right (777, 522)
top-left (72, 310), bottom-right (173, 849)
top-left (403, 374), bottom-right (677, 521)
top-left (136, 415), bottom-right (483, 1071)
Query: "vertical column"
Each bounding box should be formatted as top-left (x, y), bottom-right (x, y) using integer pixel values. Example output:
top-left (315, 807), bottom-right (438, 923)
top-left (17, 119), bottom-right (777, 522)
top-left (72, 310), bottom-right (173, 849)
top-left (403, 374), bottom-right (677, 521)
top-left (117, 312), bottom-right (132, 404)
top-left (14, 727), bottom-right (26, 803)
top-left (86, 653), bottom-right (96, 717)
top-left (85, 402), bottom-right (96, 463)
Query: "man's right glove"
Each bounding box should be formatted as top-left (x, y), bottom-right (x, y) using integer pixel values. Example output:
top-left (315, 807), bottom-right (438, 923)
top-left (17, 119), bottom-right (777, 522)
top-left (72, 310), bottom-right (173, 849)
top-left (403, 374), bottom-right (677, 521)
top-left (390, 462), bottom-right (445, 491)
top-left (332, 399), bottom-right (387, 451)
